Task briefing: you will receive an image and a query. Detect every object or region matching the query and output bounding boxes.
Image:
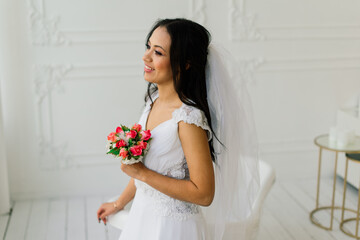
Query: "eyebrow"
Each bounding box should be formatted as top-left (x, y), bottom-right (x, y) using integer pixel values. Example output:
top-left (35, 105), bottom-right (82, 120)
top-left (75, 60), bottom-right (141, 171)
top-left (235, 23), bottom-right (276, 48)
top-left (148, 41), bottom-right (167, 53)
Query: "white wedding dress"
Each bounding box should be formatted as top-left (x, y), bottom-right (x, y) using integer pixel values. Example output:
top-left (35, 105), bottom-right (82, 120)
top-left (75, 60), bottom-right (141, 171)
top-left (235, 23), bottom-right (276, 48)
top-left (118, 91), bottom-right (212, 240)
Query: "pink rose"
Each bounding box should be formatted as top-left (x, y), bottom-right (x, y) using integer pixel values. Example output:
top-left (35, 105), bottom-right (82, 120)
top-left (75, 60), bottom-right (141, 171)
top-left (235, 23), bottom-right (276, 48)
top-left (116, 127), bottom-right (123, 133)
top-left (116, 139), bottom-right (127, 148)
top-left (119, 148), bottom-right (128, 159)
top-left (132, 123), bottom-right (142, 132)
top-left (130, 145), bottom-right (143, 156)
top-left (126, 130), bottom-right (137, 139)
top-left (107, 132), bottom-right (117, 142)
top-left (140, 130), bottom-right (151, 141)
top-left (137, 141), bottom-right (147, 149)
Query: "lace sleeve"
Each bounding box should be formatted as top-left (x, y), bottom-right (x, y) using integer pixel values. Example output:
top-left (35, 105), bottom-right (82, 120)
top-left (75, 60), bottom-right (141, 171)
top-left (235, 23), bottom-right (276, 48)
top-left (173, 105), bottom-right (213, 141)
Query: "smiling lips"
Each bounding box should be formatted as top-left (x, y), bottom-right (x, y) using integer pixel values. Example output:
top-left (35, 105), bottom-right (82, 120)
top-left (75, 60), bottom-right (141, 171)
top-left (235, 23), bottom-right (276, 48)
top-left (144, 65), bottom-right (154, 73)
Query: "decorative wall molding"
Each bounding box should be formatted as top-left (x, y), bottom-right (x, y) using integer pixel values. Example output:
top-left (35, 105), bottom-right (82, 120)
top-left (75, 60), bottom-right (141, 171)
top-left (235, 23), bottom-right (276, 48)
top-left (34, 64), bottom-right (73, 170)
top-left (259, 138), bottom-right (316, 154)
top-left (33, 63), bottom-right (140, 170)
top-left (189, 0), bottom-right (206, 25)
top-left (233, 56), bottom-right (360, 78)
top-left (237, 58), bottom-right (264, 84)
top-left (205, 55), bottom-right (360, 85)
top-left (34, 64), bottom-right (72, 104)
top-left (28, 0), bottom-right (69, 46)
top-left (229, 0), bottom-right (360, 41)
top-left (38, 139), bottom-right (73, 170)
top-left (62, 29), bottom-right (147, 45)
top-left (257, 56), bottom-right (360, 72)
top-left (229, 0), bottom-right (264, 41)
top-left (66, 63), bottom-right (142, 80)
top-left (28, 0), bottom-right (205, 46)
top-left (258, 25), bottom-right (360, 41)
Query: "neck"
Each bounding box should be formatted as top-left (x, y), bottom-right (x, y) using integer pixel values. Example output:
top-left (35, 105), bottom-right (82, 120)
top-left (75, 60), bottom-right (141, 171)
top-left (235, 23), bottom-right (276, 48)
top-left (156, 81), bottom-right (182, 107)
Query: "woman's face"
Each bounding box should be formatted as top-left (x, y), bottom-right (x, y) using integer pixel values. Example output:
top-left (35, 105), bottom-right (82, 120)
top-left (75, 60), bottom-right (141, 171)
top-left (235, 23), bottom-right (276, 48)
top-left (142, 27), bottom-right (173, 85)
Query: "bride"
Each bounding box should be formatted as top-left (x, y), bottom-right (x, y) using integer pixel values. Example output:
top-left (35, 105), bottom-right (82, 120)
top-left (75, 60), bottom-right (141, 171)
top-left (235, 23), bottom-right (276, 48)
top-left (97, 18), bottom-right (259, 240)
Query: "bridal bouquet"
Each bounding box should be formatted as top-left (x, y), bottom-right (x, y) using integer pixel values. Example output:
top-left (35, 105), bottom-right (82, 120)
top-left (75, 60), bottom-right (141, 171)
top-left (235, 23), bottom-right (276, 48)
top-left (106, 123), bottom-right (152, 165)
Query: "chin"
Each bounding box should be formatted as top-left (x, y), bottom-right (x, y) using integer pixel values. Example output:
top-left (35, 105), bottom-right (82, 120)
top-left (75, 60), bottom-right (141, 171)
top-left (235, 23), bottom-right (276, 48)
top-left (144, 77), bottom-right (156, 84)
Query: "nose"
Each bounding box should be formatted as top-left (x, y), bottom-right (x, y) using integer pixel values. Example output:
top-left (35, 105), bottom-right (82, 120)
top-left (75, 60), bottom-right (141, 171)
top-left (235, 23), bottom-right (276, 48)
top-left (142, 49), bottom-right (152, 62)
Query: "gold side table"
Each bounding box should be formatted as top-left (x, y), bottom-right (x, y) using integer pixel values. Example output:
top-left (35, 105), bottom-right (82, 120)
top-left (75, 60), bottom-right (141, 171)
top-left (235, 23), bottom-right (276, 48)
top-left (310, 134), bottom-right (360, 230)
top-left (340, 153), bottom-right (360, 239)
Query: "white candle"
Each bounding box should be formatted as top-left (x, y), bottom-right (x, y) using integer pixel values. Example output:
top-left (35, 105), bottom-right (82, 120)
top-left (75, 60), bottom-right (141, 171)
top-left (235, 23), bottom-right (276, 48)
top-left (336, 130), bottom-right (349, 148)
top-left (329, 126), bottom-right (337, 142)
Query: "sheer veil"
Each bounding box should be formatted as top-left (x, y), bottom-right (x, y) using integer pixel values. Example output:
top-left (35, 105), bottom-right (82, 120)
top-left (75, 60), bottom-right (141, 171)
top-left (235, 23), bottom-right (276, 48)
top-left (202, 43), bottom-right (260, 240)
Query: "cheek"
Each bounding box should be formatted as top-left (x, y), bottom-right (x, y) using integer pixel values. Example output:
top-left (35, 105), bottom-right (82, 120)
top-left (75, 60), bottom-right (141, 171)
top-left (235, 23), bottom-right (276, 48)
top-left (160, 61), bottom-right (172, 77)
top-left (154, 57), bottom-right (170, 71)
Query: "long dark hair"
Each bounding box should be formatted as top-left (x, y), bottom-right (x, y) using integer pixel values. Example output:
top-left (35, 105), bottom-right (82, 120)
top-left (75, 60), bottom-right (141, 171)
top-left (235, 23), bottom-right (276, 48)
top-left (144, 18), bottom-right (221, 162)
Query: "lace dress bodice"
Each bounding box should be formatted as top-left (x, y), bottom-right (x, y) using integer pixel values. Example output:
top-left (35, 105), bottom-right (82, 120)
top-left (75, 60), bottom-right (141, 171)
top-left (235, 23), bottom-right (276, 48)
top-left (134, 92), bottom-right (212, 221)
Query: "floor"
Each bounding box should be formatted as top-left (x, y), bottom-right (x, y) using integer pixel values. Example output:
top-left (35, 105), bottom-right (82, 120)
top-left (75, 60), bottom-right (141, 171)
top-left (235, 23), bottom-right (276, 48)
top-left (1, 153), bottom-right (359, 240)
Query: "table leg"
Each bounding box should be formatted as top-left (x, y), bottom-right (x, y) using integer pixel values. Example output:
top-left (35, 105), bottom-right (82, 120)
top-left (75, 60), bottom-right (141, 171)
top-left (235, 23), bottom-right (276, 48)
top-left (330, 151), bottom-right (338, 230)
top-left (316, 147), bottom-right (323, 208)
top-left (341, 158), bottom-right (349, 222)
top-left (356, 180), bottom-right (360, 238)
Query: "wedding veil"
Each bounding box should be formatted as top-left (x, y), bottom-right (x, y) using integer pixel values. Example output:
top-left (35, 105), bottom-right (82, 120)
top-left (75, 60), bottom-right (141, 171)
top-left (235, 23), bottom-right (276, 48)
top-left (202, 43), bottom-right (260, 240)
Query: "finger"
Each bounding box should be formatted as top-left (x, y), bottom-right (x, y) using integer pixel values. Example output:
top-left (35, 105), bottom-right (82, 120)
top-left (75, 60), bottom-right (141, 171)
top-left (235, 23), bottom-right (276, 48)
top-left (97, 208), bottom-right (104, 218)
top-left (99, 214), bottom-right (107, 225)
top-left (99, 210), bottom-right (109, 222)
top-left (99, 212), bottom-right (105, 220)
top-left (97, 206), bottom-right (105, 215)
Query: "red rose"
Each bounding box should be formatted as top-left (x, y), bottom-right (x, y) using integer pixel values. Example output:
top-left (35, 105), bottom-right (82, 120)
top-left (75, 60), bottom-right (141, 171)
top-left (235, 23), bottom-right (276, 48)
top-left (116, 127), bottom-right (123, 133)
top-left (132, 123), bottom-right (142, 132)
top-left (130, 145), bottom-right (143, 156)
top-left (126, 130), bottom-right (137, 139)
top-left (137, 141), bottom-right (147, 149)
top-left (119, 148), bottom-right (128, 159)
top-left (116, 139), bottom-right (127, 148)
top-left (140, 130), bottom-right (151, 141)
top-left (107, 132), bottom-right (117, 142)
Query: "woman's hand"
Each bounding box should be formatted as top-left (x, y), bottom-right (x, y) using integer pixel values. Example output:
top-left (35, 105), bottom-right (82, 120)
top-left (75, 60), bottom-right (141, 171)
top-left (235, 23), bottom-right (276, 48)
top-left (96, 202), bottom-right (123, 225)
top-left (120, 161), bottom-right (148, 180)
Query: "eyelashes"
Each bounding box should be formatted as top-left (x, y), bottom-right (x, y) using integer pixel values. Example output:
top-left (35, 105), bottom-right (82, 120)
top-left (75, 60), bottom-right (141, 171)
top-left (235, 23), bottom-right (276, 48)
top-left (145, 43), bottom-right (163, 56)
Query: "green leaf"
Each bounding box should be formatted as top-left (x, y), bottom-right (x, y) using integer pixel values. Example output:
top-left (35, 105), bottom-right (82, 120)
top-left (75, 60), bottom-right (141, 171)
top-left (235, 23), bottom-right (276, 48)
top-left (121, 125), bottom-right (130, 131)
top-left (108, 148), bottom-right (120, 155)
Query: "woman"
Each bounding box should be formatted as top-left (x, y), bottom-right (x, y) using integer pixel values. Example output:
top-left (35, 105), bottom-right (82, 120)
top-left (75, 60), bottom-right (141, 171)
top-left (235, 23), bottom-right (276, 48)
top-left (97, 18), bottom-right (259, 240)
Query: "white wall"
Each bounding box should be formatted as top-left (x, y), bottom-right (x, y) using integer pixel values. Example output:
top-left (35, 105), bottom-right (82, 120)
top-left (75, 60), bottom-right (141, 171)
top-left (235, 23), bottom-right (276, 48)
top-left (0, 82), bottom-right (11, 214)
top-left (1, 0), bottom-right (360, 200)
top-left (0, 0), bottom-right (11, 214)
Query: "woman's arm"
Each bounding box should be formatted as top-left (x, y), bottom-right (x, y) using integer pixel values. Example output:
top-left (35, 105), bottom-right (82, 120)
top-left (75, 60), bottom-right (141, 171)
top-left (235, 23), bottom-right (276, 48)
top-left (97, 178), bottom-right (136, 224)
top-left (121, 122), bottom-right (215, 206)
top-left (115, 177), bottom-right (136, 208)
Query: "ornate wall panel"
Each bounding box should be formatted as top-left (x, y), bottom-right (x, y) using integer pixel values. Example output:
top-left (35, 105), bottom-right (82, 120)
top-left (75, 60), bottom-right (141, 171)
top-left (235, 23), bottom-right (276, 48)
top-left (28, 0), bottom-right (205, 46)
top-left (229, 0), bottom-right (360, 41)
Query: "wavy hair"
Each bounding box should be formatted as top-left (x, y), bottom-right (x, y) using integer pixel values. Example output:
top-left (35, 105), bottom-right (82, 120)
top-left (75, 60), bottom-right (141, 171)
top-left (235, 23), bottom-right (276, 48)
top-left (144, 18), bottom-right (221, 162)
